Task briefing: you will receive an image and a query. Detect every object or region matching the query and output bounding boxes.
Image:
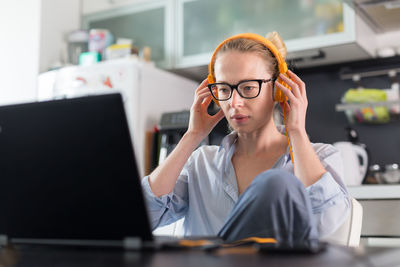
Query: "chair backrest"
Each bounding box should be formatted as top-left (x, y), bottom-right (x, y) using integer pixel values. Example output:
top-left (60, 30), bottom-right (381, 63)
top-left (321, 197), bottom-right (363, 247)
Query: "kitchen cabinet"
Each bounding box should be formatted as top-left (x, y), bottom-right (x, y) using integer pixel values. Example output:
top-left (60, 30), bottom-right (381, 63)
top-left (348, 185), bottom-right (400, 247)
top-left (82, 0), bottom-right (376, 79)
top-left (82, 0), bottom-right (152, 15)
top-left (175, 0), bottom-right (370, 69)
top-left (82, 0), bottom-right (174, 68)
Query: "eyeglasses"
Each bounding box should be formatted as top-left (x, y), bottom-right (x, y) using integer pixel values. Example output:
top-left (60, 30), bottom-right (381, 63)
top-left (208, 78), bottom-right (273, 101)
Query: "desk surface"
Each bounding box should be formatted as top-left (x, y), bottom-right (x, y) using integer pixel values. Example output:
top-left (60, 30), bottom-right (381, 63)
top-left (1, 245), bottom-right (400, 267)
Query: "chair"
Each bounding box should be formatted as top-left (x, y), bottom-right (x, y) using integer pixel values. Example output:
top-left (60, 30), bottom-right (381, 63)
top-left (321, 197), bottom-right (363, 247)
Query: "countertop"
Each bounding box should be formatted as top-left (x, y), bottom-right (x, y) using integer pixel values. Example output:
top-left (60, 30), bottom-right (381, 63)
top-left (347, 184), bottom-right (400, 199)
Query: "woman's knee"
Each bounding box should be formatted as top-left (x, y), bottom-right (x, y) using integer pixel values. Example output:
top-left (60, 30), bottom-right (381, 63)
top-left (245, 169), bottom-right (304, 201)
top-left (253, 169), bottom-right (301, 188)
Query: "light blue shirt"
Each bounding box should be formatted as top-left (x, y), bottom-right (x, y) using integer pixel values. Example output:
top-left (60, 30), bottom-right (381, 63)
top-left (141, 128), bottom-right (350, 238)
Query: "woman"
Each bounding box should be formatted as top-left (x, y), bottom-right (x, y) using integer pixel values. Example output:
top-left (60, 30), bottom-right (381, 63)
top-left (141, 32), bottom-right (350, 243)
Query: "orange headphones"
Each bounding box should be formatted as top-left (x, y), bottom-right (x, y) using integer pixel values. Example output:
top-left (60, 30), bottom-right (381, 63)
top-left (207, 33), bottom-right (294, 164)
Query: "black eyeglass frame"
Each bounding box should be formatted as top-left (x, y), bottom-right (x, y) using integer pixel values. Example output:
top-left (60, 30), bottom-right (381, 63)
top-left (207, 78), bottom-right (274, 101)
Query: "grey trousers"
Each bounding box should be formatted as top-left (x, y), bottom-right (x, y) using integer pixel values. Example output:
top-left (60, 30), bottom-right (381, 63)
top-left (218, 169), bottom-right (318, 244)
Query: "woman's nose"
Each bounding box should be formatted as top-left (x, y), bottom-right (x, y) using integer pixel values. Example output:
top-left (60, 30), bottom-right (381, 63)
top-left (230, 89), bottom-right (244, 107)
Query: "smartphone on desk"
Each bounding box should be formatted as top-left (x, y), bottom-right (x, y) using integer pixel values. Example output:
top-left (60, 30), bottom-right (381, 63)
top-left (255, 240), bottom-right (328, 254)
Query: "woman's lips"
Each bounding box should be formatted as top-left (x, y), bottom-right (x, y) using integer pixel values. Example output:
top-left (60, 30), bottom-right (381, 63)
top-left (231, 114), bottom-right (249, 124)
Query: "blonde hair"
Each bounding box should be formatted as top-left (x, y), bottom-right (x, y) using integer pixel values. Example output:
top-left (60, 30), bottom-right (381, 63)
top-left (214, 31), bottom-right (287, 80)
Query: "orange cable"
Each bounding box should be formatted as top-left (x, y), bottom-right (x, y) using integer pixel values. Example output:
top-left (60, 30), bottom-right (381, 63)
top-left (282, 103), bottom-right (294, 165)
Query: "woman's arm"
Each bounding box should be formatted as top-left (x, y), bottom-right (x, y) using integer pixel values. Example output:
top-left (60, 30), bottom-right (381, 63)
top-left (275, 70), bottom-right (326, 187)
top-left (288, 130), bottom-right (327, 187)
top-left (148, 79), bottom-right (224, 197)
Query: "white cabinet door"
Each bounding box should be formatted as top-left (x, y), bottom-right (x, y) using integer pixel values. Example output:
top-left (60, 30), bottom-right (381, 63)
top-left (82, 0), bottom-right (174, 68)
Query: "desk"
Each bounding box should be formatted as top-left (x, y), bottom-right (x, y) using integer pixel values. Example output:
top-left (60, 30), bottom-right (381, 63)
top-left (1, 245), bottom-right (400, 267)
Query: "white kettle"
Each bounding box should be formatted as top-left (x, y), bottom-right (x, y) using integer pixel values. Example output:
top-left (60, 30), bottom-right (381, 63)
top-left (333, 141), bottom-right (369, 186)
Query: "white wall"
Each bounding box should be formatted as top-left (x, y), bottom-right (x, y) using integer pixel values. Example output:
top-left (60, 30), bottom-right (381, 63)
top-left (39, 0), bottom-right (81, 73)
top-left (0, 0), bottom-right (81, 106)
top-left (0, 0), bottom-right (41, 106)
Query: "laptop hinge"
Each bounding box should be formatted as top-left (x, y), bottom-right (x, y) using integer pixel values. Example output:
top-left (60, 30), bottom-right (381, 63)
top-left (0, 235), bottom-right (9, 246)
top-left (123, 237), bottom-right (142, 250)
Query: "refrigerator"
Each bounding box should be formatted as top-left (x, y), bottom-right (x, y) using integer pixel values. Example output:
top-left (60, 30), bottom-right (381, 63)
top-left (38, 58), bottom-right (197, 176)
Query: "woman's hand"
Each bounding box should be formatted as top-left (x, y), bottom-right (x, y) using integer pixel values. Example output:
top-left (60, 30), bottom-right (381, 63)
top-left (275, 70), bottom-right (327, 186)
top-left (274, 70), bottom-right (308, 136)
top-left (187, 79), bottom-right (225, 142)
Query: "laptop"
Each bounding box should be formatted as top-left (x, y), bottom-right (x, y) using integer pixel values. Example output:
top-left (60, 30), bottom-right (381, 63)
top-left (0, 93), bottom-right (154, 249)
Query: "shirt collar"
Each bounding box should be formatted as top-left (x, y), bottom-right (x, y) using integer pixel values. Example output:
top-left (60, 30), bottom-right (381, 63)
top-left (219, 126), bottom-right (292, 165)
top-left (219, 131), bottom-right (238, 152)
top-left (217, 127), bottom-right (292, 203)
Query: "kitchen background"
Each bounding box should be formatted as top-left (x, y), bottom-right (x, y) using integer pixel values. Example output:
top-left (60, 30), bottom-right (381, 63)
top-left (299, 55), bottom-right (400, 167)
top-left (1, 0), bottom-right (400, 245)
top-left (1, 0), bottom-right (400, 177)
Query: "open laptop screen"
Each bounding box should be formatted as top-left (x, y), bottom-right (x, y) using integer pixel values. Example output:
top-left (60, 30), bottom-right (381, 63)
top-left (0, 93), bottom-right (152, 246)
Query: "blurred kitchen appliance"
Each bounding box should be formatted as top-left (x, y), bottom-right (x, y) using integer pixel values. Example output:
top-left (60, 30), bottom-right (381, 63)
top-left (37, 58), bottom-right (197, 176)
top-left (333, 127), bottom-right (369, 186)
top-left (369, 163), bottom-right (400, 184)
top-left (157, 109), bottom-right (229, 165)
top-left (67, 30), bottom-right (89, 65)
top-left (382, 163), bottom-right (400, 183)
top-left (158, 111), bottom-right (191, 164)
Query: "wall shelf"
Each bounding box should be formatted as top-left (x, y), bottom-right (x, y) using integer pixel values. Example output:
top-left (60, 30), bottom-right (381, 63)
top-left (340, 67), bottom-right (400, 80)
top-left (335, 100), bottom-right (400, 111)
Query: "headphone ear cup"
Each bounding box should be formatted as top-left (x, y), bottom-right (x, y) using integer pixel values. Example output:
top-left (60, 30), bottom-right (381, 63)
top-left (274, 88), bottom-right (283, 103)
top-left (274, 76), bottom-right (290, 103)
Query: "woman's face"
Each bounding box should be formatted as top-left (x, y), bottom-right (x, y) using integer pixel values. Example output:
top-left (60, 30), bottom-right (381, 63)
top-left (214, 51), bottom-right (275, 134)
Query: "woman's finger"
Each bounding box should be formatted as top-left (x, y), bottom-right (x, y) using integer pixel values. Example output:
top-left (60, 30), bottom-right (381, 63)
top-left (197, 92), bottom-right (215, 110)
top-left (197, 86), bottom-right (211, 96)
top-left (196, 87), bottom-right (211, 102)
top-left (211, 108), bottom-right (225, 123)
top-left (198, 90), bottom-right (212, 100)
top-left (280, 100), bottom-right (290, 112)
top-left (194, 78), bottom-right (209, 94)
top-left (275, 80), bottom-right (296, 103)
top-left (194, 87), bottom-right (211, 105)
top-left (279, 73), bottom-right (300, 98)
top-left (198, 78), bottom-right (208, 88)
top-left (287, 70), bottom-right (305, 87)
top-left (201, 93), bottom-right (213, 106)
top-left (287, 70), bottom-right (307, 99)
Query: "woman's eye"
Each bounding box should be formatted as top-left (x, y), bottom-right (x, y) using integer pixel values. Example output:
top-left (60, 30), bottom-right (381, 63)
top-left (244, 86), bottom-right (256, 91)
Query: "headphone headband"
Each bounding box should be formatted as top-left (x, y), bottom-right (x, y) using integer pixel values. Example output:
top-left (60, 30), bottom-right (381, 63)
top-left (207, 33), bottom-right (288, 84)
